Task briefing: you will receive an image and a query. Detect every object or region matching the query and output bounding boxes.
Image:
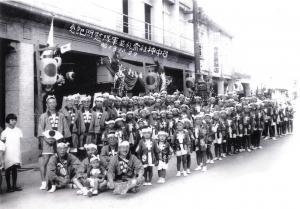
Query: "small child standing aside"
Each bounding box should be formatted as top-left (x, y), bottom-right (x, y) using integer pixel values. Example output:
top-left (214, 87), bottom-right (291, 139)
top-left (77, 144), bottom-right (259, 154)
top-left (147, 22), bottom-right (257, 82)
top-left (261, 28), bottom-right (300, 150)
top-left (0, 114), bottom-right (23, 192)
top-left (156, 131), bottom-right (173, 184)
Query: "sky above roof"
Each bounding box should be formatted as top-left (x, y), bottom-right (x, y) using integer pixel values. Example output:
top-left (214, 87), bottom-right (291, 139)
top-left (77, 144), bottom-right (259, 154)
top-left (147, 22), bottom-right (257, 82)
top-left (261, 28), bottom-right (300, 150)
top-left (200, 0), bottom-right (299, 89)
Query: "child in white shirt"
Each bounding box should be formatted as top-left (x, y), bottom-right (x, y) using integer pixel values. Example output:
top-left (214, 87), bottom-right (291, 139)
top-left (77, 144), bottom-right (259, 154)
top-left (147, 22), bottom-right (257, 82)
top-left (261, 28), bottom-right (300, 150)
top-left (0, 114), bottom-right (23, 192)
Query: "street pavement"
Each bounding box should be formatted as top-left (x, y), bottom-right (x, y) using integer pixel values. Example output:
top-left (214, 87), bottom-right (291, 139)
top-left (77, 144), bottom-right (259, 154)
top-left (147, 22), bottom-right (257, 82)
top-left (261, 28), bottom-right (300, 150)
top-left (1, 114), bottom-right (299, 209)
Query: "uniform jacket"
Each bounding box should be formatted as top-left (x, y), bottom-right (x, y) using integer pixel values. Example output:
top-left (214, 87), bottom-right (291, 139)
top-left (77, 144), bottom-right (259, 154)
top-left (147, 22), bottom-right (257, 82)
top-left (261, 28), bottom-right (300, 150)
top-left (157, 141), bottom-right (172, 163)
top-left (107, 153), bottom-right (144, 181)
top-left (76, 155), bottom-right (107, 179)
top-left (78, 109), bottom-right (93, 134)
top-left (89, 107), bottom-right (109, 134)
top-left (47, 153), bottom-right (81, 181)
top-left (38, 111), bottom-right (71, 138)
top-left (136, 138), bottom-right (159, 166)
top-left (100, 145), bottom-right (118, 168)
top-left (172, 130), bottom-right (190, 152)
top-left (60, 106), bottom-right (79, 133)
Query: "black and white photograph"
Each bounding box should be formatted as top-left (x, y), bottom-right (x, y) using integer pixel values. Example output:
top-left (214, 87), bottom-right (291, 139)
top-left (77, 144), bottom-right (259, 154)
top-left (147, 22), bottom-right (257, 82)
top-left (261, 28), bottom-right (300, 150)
top-left (0, 0), bottom-right (299, 209)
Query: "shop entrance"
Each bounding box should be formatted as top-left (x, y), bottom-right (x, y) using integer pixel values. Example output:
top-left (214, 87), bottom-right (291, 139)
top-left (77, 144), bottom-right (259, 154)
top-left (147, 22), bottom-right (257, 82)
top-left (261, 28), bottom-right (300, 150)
top-left (164, 67), bottom-right (184, 94)
top-left (0, 39), bottom-right (9, 129)
top-left (51, 51), bottom-right (100, 109)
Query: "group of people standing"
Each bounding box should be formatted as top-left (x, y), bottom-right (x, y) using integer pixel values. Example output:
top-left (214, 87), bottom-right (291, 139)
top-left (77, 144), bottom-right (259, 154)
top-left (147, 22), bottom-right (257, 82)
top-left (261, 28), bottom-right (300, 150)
top-left (0, 90), bottom-right (295, 196)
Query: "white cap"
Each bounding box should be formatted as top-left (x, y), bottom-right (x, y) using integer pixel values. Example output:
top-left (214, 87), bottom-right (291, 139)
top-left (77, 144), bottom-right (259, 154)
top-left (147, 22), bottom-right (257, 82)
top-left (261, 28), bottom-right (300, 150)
top-left (84, 143), bottom-right (97, 150)
top-left (105, 120), bottom-right (115, 125)
top-left (57, 142), bottom-right (68, 148)
top-left (115, 117), bottom-right (124, 123)
top-left (119, 141), bottom-right (130, 147)
top-left (157, 131), bottom-right (168, 136)
top-left (141, 127), bottom-right (152, 134)
top-left (46, 95), bottom-right (56, 102)
top-left (94, 96), bottom-right (104, 102)
top-left (107, 133), bottom-right (116, 138)
top-left (108, 95), bottom-right (115, 100)
top-left (66, 95), bottom-right (74, 101)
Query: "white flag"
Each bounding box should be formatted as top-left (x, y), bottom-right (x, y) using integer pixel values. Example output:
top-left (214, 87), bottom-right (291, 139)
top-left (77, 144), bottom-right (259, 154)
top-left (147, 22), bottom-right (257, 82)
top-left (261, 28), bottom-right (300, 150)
top-left (60, 43), bottom-right (72, 54)
top-left (47, 17), bottom-right (54, 47)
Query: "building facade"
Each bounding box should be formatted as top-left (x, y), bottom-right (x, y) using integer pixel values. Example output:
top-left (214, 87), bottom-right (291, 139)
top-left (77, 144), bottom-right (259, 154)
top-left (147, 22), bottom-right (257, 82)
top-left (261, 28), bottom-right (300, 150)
top-left (0, 0), bottom-right (242, 164)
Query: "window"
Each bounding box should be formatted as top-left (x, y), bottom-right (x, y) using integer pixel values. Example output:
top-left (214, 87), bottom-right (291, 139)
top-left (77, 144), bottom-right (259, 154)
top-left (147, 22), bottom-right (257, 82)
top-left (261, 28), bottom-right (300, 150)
top-left (145, 3), bottom-right (151, 40)
top-left (123, 0), bottom-right (128, 33)
top-left (214, 47), bottom-right (219, 73)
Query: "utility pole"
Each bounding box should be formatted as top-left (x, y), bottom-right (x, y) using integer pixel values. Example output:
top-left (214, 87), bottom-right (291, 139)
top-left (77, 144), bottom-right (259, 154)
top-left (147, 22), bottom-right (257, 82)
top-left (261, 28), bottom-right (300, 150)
top-left (192, 1), bottom-right (208, 102)
top-left (193, 0), bottom-right (201, 81)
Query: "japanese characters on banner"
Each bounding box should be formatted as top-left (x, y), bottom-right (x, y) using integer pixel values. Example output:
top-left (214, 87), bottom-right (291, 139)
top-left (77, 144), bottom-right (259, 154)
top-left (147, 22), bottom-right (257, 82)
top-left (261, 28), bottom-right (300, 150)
top-left (69, 24), bottom-right (169, 58)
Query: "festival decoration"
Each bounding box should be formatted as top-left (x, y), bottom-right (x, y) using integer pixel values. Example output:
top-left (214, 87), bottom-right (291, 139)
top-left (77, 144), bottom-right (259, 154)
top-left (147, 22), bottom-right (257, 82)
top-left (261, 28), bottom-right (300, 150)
top-left (145, 72), bottom-right (159, 90)
top-left (101, 51), bottom-right (171, 96)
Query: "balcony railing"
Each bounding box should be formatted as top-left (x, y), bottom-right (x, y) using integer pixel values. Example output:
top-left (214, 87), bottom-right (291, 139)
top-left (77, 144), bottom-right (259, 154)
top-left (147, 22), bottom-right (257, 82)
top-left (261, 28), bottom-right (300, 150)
top-left (15, 0), bottom-right (194, 54)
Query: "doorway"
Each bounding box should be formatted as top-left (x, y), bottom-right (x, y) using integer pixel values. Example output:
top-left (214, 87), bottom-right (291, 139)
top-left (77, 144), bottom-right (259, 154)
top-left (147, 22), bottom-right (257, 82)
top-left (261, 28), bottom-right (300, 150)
top-left (164, 67), bottom-right (183, 94)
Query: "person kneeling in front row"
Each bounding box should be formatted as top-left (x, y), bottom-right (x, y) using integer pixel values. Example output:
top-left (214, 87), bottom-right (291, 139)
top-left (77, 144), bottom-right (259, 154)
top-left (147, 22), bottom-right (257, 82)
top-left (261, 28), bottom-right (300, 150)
top-left (107, 141), bottom-right (144, 195)
top-left (47, 142), bottom-right (81, 193)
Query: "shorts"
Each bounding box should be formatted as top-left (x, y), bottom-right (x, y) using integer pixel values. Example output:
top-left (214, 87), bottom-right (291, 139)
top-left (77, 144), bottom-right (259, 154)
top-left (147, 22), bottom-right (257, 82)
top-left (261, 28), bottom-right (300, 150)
top-left (86, 177), bottom-right (105, 187)
top-left (176, 150), bottom-right (187, 156)
top-left (42, 140), bottom-right (55, 155)
top-left (157, 161), bottom-right (168, 170)
top-left (216, 138), bottom-right (222, 144)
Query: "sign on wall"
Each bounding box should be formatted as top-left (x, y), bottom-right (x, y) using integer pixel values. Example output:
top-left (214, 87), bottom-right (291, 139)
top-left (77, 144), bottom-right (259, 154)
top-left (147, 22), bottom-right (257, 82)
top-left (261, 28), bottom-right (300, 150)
top-left (68, 24), bottom-right (169, 58)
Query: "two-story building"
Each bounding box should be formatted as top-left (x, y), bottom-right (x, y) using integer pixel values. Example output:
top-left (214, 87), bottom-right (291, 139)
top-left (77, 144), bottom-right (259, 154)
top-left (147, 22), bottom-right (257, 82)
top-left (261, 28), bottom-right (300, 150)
top-left (0, 0), bottom-right (240, 163)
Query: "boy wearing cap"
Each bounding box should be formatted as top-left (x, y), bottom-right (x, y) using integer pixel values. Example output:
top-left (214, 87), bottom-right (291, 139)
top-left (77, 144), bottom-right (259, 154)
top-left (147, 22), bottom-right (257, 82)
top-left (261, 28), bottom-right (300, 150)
top-left (74, 143), bottom-right (106, 196)
top-left (204, 114), bottom-right (214, 163)
top-left (101, 120), bottom-right (116, 146)
top-left (114, 97), bottom-right (122, 116)
top-left (78, 96), bottom-right (93, 150)
top-left (183, 118), bottom-right (194, 174)
top-left (166, 110), bottom-right (176, 139)
top-left (125, 111), bottom-right (138, 154)
top-left (158, 110), bottom-right (168, 132)
top-left (60, 95), bottom-right (80, 154)
top-left (156, 131), bottom-right (172, 183)
top-left (194, 115), bottom-right (208, 171)
top-left (172, 120), bottom-right (190, 177)
top-left (38, 95), bottom-right (71, 190)
top-left (101, 133), bottom-right (119, 167)
top-left (212, 112), bottom-right (223, 161)
top-left (226, 111), bottom-right (235, 155)
top-left (87, 155), bottom-right (107, 195)
top-left (115, 117), bottom-right (128, 144)
top-left (90, 96), bottom-right (109, 151)
top-left (103, 95), bottom-right (118, 121)
top-left (121, 97), bottom-right (129, 113)
top-left (136, 127), bottom-right (159, 186)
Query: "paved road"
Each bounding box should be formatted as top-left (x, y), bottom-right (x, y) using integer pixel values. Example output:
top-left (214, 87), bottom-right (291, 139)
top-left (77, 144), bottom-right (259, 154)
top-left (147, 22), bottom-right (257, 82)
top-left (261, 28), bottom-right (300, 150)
top-left (1, 131), bottom-right (299, 209)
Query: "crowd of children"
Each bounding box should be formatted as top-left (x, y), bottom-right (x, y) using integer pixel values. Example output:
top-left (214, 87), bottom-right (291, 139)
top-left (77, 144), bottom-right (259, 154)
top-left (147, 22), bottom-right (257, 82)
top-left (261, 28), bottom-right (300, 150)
top-left (0, 90), bottom-right (295, 195)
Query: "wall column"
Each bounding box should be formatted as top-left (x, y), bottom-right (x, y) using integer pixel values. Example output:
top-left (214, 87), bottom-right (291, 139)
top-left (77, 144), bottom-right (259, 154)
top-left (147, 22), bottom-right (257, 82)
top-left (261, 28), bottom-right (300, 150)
top-left (5, 42), bottom-right (37, 164)
top-left (228, 79), bottom-right (234, 92)
top-left (244, 83), bottom-right (251, 96)
top-left (217, 78), bottom-right (224, 95)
